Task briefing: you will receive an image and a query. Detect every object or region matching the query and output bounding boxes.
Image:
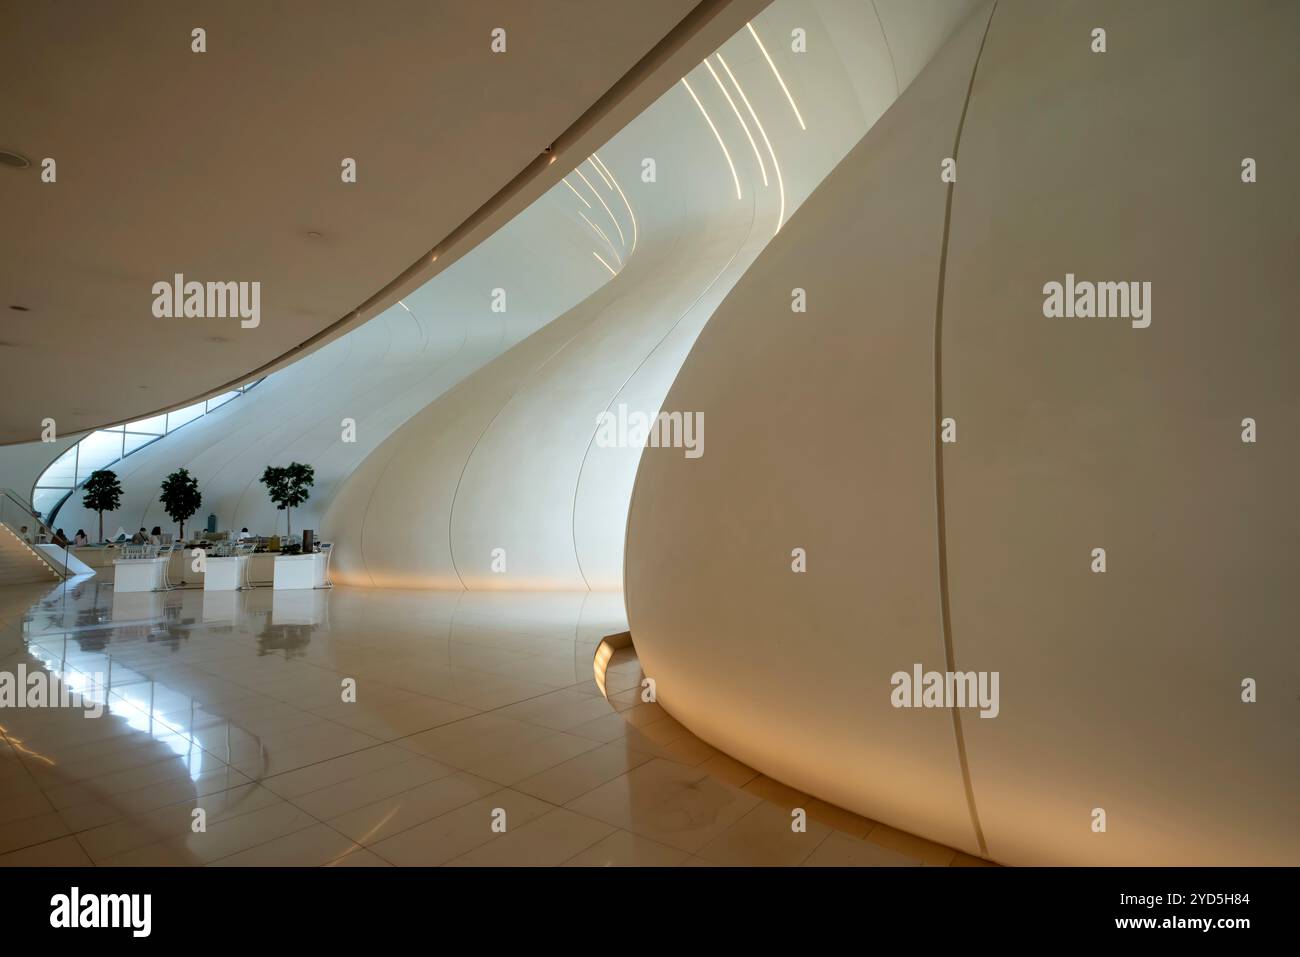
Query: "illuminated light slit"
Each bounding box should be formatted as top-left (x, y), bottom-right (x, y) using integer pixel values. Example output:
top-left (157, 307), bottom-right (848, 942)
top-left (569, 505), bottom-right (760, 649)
top-left (747, 21), bottom-right (806, 130)
top-left (592, 251), bottom-right (618, 276)
top-left (562, 177), bottom-right (592, 208)
top-left (591, 153), bottom-right (637, 255)
top-left (681, 76), bottom-right (742, 200)
top-left (704, 59), bottom-right (766, 186)
top-left (717, 52), bottom-right (786, 235)
top-left (574, 167), bottom-right (626, 248)
top-left (580, 210), bottom-right (621, 266)
top-left (587, 157), bottom-right (614, 190)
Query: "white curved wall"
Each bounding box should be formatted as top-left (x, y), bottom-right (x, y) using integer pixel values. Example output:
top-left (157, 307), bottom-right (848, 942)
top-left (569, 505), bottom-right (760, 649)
top-left (40, 187), bottom-right (614, 542)
top-left (20, 0), bottom-right (974, 590)
top-left (624, 0), bottom-right (1299, 865)
top-left (325, 0), bottom-right (978, 590)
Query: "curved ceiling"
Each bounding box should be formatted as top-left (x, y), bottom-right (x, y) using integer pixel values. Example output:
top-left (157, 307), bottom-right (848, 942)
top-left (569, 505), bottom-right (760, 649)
top-left (0, 0), bottom-right (766, 444)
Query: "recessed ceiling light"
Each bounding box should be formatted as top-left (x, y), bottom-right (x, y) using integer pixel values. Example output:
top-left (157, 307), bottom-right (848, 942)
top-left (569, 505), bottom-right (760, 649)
top-left (9, 305), bottom-right (29, 311)
top-left (307, 230), bottom-right (323, 239)
top-left (0, 150), bottom-right (31, 169)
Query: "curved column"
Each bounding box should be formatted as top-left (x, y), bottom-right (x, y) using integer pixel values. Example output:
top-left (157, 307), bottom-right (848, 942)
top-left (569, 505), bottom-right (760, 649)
top-left (624, 1), bottom-right (996, 858)
top-left (624, 0), bottom-right (1299, 865)
top-left (939, 0), bottom-right (1300, 866)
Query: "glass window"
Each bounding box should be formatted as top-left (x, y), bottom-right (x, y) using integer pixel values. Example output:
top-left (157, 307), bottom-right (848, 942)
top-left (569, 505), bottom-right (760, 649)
top-left (123, 432), bottom-right (161, 457)
top-left (75, 430), bottom-right (126, 483)
top-left (32, 375), bottom-right (268, 526)
top-left (165, 403), bottom-right (204, 432)
top-left (32, 487), bottom-right (69, 519)
top-left (125, 414), bottom-right (167, 435)
top-left (42, 446), bottom-right (79, 488)
top-left (205, 391), bottom-right (240, 412)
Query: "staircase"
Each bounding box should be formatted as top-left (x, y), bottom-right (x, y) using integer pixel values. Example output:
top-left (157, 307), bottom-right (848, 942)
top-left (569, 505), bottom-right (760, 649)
top-left (0, 489), bottom-right (67, 586)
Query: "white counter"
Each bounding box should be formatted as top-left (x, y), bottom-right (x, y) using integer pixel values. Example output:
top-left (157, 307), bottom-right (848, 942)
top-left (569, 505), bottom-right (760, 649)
top-left (112, 556), bottom-right (169, 593)
top-left (204, 554), bottom-right (250, 591)
top-left (272, 552), bottom-right (330, 590)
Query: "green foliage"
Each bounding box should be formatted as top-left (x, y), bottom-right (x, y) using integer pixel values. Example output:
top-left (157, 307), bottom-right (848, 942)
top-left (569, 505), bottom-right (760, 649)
top-left (260, 462), bottom-right (315, 536)
top-left (81, 469), bottom-right (123, 543)
top-left (159, 468), bottom-right (202, 538)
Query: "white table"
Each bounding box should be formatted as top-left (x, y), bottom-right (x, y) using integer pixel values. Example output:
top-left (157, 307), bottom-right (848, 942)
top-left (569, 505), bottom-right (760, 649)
top-left (204, 555), bottom-right (250, 591)
top-left (112, 556), bottom-right (169, 593)
top-left (272, 552), bottom-right (330, 590)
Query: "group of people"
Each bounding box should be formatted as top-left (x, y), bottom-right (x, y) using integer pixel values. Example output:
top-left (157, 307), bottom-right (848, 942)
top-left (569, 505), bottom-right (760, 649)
top-left (18, 524), bottom-right (256, 547)
top-left (16, 526), bottom-right (89, 547)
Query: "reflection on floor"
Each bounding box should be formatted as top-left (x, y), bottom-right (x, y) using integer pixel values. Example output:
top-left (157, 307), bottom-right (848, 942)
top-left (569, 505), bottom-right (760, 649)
top-left (0, 578), bottom-right (989, 867)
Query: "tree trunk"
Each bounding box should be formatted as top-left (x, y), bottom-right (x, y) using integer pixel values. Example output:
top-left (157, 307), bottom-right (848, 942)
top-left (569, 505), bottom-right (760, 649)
top-left (287, 508), bottom-right (292, 539)
top-left (98, 511), bottom-right (104, 543)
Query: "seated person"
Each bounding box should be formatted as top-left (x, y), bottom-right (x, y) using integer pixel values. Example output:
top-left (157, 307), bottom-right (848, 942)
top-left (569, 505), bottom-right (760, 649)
top-left (73, 529), bottom-right (89, 546)
top-left (51, 528), bottom-right (69, 547)
top-left (149, 526), bottom-right (163, 545)
top-left (131, 527), bottom-right (149, 545)
top-left (237, 527), bottom-right (252, 541)
top-left (18, 525), bottom-right (30, 543)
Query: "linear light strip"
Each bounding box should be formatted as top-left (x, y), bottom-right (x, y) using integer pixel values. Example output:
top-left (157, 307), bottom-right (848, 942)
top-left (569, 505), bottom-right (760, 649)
top-left (574, 167), bottom-right (626, 248)
top-left (704, 59), bottom-right (767, 186)
top-left (591, 153), bottom-right (637, 255)
top-left (587, 157), bottom-right (614, 190)
top-left (716, 52), bottom-right (786, 234)
top-left (562, 177), bottom-right (592, 208)
top-left (681, 76), bottom-right (742, 200)
top-left (579, 210), bottom-right (622, 266)
top-left (592, 251), bottom-right (618, 276)
top-left (747, 21), bottom-right (806, 130)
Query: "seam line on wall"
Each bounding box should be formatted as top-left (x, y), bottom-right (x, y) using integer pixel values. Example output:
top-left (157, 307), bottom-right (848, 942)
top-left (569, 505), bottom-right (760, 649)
top-left (869, 0), bottom-right (901, 96)
top-left (934, 0), bottom-right (997, 861)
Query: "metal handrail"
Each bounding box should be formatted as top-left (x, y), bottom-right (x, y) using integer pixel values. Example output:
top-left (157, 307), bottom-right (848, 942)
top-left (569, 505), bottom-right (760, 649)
top-left (0, 488), bottom-right (69, 580)
top-left (1, 488), bottom-right (53, 538)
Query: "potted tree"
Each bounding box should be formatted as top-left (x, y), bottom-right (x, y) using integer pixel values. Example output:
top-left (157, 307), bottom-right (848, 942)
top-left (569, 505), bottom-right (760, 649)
top-left (259, 462), bottom-right (315, 538)
top-left (81, 469), bottom-right (123, 543)
top-left (159, 468), bottom-right (202, 542)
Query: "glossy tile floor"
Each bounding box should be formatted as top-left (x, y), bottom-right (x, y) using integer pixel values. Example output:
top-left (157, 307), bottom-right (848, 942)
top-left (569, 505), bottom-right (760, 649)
top-left (0, 577), bottom-right (990, 867)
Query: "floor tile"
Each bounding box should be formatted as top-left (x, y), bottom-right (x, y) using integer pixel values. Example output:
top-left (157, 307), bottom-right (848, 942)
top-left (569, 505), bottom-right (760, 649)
top-left (370, 789), bottom-right (553, 866)
top-left (563, 829), bottom-right (688, 867)
top-left (802, 831), bottom-right (923, 867)
top-left (446, 808), bottom-right (613, 867)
